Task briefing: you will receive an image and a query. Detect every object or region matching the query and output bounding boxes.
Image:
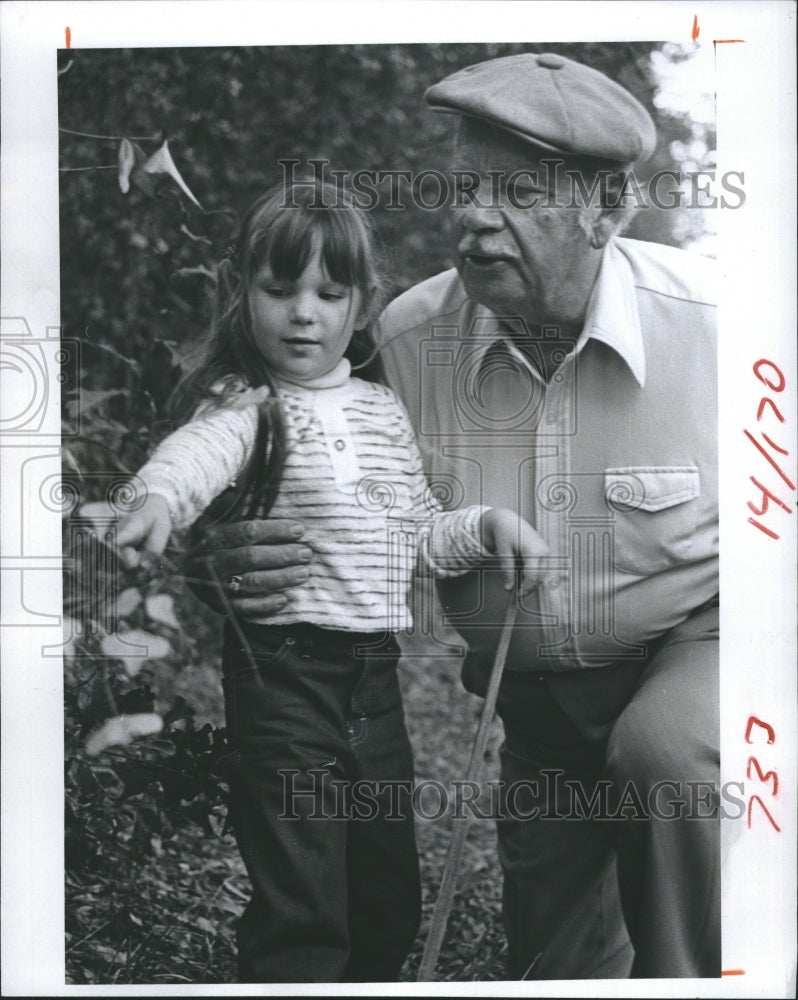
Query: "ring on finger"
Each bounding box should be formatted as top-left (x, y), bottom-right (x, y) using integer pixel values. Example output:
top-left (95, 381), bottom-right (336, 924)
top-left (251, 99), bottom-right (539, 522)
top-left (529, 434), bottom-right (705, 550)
top-left (228, 575), bottom-right (244, 594)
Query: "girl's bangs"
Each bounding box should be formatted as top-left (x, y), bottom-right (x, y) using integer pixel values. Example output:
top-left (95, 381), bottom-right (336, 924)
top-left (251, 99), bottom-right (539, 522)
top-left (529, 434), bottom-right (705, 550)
top-left (257, 204), bottom-right (368, 289)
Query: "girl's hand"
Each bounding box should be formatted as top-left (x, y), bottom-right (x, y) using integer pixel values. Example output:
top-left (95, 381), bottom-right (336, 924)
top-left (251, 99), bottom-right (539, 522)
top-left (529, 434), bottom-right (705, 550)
top-left (480, 508), bottom-right (551, 597)
top-left (115, 493), bottom-right (173, 566)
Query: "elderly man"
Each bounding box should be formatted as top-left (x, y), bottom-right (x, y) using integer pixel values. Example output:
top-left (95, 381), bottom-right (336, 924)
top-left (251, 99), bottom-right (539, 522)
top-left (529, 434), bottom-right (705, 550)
top-left (194, 53), bottom-right (719, 980)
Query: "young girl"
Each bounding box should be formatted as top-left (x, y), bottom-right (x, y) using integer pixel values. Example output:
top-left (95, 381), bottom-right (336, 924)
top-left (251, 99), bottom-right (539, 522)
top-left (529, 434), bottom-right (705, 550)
top-left (117, 181), bottom-right (546, 984)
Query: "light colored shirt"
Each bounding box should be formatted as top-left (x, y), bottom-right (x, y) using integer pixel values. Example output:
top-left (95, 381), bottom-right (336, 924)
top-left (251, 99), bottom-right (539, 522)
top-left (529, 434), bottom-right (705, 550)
top-left (138, 363), bottom-right (490, 633)
top-left (378, 237), bottom-right (718, 673)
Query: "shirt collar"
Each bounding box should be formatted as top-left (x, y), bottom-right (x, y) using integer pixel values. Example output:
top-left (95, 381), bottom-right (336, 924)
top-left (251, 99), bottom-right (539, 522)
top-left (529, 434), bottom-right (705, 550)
top-left (576, 238), bottom-right (646, 387)
top-left (470, 238), bottom-right (646, 388)
top-left (275, 357), bottom-right (352, 392)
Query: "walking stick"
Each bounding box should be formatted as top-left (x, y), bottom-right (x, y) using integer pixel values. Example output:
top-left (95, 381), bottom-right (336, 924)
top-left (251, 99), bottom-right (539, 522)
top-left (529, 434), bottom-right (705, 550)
top-left (417, 590), bottom-right (519, 981)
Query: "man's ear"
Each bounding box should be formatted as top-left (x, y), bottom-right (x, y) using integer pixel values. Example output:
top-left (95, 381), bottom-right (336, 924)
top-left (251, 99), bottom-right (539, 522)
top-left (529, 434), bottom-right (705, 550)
top-left (588, 206), bottom-right (625, 250)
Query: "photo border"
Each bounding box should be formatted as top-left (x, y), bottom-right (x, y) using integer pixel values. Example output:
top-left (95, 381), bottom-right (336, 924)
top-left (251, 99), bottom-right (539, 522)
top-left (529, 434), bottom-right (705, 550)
top-left (1, 2), bottom-right (795, 996)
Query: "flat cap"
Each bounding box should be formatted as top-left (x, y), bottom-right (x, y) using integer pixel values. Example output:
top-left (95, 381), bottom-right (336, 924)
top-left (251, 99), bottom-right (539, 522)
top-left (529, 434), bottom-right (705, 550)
top-left (425, 52), bottom-right (657, 164)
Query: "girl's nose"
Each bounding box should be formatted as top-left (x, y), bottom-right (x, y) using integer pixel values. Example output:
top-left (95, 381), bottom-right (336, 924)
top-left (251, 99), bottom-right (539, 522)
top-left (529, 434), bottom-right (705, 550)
top-left (290, 293), bottom-right (316, 324)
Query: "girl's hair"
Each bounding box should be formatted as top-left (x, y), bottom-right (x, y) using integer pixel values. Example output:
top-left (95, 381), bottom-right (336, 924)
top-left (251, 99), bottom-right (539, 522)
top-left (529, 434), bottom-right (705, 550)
top-left (176, 179), bottom-right (386, 524)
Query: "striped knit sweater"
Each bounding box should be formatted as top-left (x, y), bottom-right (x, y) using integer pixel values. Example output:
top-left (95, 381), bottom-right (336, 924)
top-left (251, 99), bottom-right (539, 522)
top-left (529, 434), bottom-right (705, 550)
top-left (138, 360), bottom-right (490, 632)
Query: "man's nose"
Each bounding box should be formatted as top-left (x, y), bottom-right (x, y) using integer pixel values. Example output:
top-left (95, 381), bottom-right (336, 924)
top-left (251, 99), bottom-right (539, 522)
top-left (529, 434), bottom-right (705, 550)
top-left (458, 198), bottom-right (504, 232)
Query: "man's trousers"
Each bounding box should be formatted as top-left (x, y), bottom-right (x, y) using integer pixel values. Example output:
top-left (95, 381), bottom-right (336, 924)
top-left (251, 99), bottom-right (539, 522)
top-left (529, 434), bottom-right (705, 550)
top-left (493, 599), bottom-right (720, 979)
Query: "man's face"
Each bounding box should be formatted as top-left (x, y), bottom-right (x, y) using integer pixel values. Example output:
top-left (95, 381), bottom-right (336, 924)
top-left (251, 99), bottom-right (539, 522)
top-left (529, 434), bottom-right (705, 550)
top-left (449, 120), bottom-right (602, 332)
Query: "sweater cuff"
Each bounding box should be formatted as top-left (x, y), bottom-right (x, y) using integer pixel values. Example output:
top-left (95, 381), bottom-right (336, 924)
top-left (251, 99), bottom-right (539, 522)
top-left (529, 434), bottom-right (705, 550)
top-left (136, 471), bottom-right (190, 531)
top-left (424, 504), bottom-right (492, 578)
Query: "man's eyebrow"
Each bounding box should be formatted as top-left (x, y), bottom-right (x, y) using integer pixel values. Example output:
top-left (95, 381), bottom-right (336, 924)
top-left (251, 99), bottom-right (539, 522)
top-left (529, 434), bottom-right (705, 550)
top-left (451, 165), bottom-right (546, 181)
top-left (508, 171), bottom-right (547, 188)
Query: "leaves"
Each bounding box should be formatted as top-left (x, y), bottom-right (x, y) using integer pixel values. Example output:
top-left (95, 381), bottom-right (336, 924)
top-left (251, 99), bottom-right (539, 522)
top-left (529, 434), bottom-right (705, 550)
top-left (65, 832), bottom-right (243, 984)
top-left (101, 630), bottom-right (172, 675)
top-left (117, 588), bottom-right (143, 618)
top-left (138, 340), bottom-right (181, 411)
top-left (117, 138), bottom-right (135, 194)
top-left (141, 140), bottom-right (203, 210)
top-left (62, 615), bottom-right (80, 658)
top-left (179, 224), bottom-right (212, 245)
top-left (144, 594), bottom-right (181, 630)
top-left (74, 388), bottom-right (130, 418)
top-left (85, 713), bottom-right (164, 757)
top-left (174, 264), bottom-right (216, 281)
top-left (118, 136), bottom-right (203, 209)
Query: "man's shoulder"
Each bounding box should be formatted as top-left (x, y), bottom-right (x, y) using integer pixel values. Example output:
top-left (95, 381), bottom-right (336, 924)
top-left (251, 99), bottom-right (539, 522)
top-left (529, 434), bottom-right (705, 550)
top-left (379, 268), bottom-right (470, 344)
top-left (614, 237), bottom-right (717, 308)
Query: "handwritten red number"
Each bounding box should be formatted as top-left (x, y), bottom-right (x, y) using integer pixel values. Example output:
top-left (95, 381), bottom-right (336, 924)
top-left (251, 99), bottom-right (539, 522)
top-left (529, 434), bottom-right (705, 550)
top-left (753, 359), bottom-right (785, 392)
top-left (747, 795), bottom-right (781, 832)
top-left (747, 517), bottom-right (779, 539)
top-left (747, 359), bottom-right (793, 538)
top-left (757, 396), bottom-right (785, 423)
top-left (743, 429), bottom-right (796, 491)
top-left (746, 755), bottom-right (778, 795)
top-left (747, 476), bottom-right (792, 516)
top-left (745, 715), bottom-right (775, 744)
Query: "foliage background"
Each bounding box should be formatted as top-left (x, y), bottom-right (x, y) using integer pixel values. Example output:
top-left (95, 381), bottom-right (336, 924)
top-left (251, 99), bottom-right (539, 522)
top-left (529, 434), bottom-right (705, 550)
top-left (58, 41), bottom-right (715, 984)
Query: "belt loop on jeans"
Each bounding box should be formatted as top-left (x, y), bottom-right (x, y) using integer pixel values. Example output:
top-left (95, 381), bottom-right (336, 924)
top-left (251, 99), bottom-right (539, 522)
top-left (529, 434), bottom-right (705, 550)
top-left (239, 620), bottom-right (394, 659)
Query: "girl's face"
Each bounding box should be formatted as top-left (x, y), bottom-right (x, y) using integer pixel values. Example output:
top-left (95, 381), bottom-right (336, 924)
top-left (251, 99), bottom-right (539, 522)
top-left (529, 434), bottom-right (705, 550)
top-left (248, 243), bottom-right (365, 382)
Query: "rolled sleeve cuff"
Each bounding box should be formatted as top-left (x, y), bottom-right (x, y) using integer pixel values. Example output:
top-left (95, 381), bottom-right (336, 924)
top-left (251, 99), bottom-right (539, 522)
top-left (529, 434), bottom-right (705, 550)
top-left (424, 504), bottom-right (493, 577)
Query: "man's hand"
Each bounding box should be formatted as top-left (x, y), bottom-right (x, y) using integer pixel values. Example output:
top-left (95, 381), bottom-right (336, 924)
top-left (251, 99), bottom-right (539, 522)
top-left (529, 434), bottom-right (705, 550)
top-left (184, 517), bottom-right (312, 617)
top-left (480, 508), bottom-right (551, 597)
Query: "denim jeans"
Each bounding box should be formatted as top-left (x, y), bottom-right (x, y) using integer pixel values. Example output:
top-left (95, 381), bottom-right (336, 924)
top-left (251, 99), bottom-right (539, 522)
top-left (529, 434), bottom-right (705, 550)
top-left (222, 620), bottom-right (421, 983)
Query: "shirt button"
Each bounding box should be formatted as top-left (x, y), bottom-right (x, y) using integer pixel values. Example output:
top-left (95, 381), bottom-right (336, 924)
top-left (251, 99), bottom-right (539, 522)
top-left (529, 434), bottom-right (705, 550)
top-left (334, 439), bottom-right (346, 451)
top-left (548, 577), bottom-right (561, 590)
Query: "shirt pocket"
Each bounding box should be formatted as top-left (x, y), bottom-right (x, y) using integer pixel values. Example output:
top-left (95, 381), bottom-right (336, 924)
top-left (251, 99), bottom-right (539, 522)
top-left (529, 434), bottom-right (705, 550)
top-left (604, 466), bottom-right (701, 576)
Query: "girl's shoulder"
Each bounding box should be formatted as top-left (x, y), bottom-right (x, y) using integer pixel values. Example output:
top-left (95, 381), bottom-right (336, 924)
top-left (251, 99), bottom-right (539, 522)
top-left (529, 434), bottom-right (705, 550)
top-left (207, 374), bottom-right (257, 400)
top-left (210, 374), bottom-right (249, 393)
top-left (343, 377), bottom-right (415, 436)
top-left (346, 376), bottom-right (401, 405)
top-left (194, 377), bottom-right (270, 418)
